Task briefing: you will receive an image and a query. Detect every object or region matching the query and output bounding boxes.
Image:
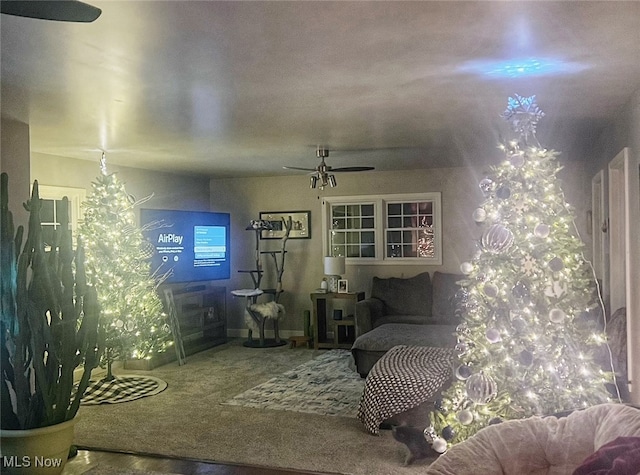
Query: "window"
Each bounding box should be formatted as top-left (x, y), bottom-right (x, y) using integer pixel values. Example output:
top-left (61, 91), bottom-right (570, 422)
top-left (37, 185), bottom-right (86, 249)
top-left (322, 193), bottom-right (442, 265)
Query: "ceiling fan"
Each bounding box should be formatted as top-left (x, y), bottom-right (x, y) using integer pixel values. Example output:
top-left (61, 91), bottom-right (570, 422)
top-left (0, 0), bottom-right (101, 22)
top-left (283, 147), bottom-right (375, 189)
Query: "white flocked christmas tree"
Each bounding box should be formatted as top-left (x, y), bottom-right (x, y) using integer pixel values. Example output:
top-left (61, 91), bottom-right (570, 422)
top-left (428, 95), bottom-right (620, 450)
top-left (79, 155), bottom-right (172, 377)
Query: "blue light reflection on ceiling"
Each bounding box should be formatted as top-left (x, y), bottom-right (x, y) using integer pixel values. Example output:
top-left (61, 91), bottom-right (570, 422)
top-left (458, 58), bottom-right (588, 79)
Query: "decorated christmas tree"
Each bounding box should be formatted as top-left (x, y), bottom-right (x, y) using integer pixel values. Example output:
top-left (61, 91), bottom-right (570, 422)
top-left (79, 155), bottom-right (172, 376)
top-left (428, 95), bottom-right (619, 451)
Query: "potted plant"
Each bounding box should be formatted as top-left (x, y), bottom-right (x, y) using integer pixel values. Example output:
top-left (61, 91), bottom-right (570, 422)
top-left (1, 173), bottom-right (102, 474)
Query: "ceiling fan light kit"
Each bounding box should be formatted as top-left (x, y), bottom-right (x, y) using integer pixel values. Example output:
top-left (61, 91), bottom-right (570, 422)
top-left (285, 146), bottom-right (375, 190)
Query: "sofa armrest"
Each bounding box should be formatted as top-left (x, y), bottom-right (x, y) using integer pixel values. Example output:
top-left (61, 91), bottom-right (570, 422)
top-left (355, 298), bottom-right (385, 337)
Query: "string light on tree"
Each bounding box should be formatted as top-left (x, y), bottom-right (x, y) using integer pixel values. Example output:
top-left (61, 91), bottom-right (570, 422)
top-left (429, 95), bottom-right (619, 447)
top-left (80, 153), bottom-right (172, 378)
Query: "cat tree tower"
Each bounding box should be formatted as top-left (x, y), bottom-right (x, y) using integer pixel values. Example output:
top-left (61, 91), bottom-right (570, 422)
top-left (232, 217), bottom-right (292, 347)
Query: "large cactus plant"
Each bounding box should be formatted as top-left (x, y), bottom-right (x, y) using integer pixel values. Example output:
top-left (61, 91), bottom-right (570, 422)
top-left (1, 172), bottom-right (102, 430)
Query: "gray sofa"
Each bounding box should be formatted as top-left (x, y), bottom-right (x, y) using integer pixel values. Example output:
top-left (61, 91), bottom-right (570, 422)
top-left (352, 271), bottom-right (463, 377)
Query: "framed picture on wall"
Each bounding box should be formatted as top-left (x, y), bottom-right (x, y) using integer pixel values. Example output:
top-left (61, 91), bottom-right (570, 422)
top-left (259, 211), bottom-right (311, 239)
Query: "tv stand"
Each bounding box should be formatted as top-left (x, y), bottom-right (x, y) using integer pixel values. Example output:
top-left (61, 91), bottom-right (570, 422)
top-left (167, 282), bottom-right (227, 351)
top-left (124, 281), bottom-right (227, 370)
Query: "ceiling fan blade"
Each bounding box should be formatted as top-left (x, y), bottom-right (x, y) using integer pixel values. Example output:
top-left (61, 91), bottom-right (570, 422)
top-left (331, 166), bottom-right (376, 172)
top-left (1, 0), bottom-right (102, 22)
top-left (283, 166), bottom-right (317, 172)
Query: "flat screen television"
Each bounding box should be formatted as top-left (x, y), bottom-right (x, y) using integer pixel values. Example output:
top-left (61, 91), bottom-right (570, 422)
top-left (140, 208), bottom-right (231, 283)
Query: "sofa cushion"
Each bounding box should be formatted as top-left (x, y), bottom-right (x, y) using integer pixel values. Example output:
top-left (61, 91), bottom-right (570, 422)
top-left (352, 323), bottom-right (457, 352)
top-left (431, 271), bottom-right (464, 324)
top-left (374, 314), bottom-right (429, 327)
top-left (371, 272), bottom-right (432, 317)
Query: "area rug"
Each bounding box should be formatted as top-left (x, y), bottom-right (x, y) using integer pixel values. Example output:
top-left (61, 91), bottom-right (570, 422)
top-left (80, 375), bottom-right (168, 405)
top-left (222, 349), bottom-right (364, 417)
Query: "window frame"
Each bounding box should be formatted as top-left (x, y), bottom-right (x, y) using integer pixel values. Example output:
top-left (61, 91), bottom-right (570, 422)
top-left (37, 184), bottom-right (86, 248)
top-left (322, 192), bottom-right (442, 265)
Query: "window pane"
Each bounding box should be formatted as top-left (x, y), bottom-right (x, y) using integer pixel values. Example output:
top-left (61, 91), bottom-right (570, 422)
top-left (387, 230), bottom-right (401, 243)
top-left (362, 217), bottom-right (374, 229)
top-left (388, 216), bottom-right (402, 228)
top-left (347, 205), bottom-right (360, 217)
top-left (387, 244), bottom-right (401, 258)
top-left (347, 217), bottom-right (361, 229)
top-left (332, 205), bottom-right (346, 217)
top-left (55, 200), bottom-right (69, 225)
top-left (347, 245), bottom-right (360, 258)
top-left (332, 218), bottom-right (346, 230)
top-left (41, 199), bottom-right (55, 223)
top-left (331, 232), bottom-right (345, 244)
top-left (403, 203), bottom-right (417, 214)
top-left (331, 244), bottom-right (346, 257)
top-left (419, 201), bottom-right (433, 214)
top-left (403, 244), bottom-right (416, 257)
top-left (362, 245), bottom-right (375, 258)
top-left (403, 216), bottom-right (415, 227)
top-left (361, 204), bottom-right (374, 216)
top-left (387, 203), bottom-right (401, 215)
top-left (361, 231), bottom-right (375, 244)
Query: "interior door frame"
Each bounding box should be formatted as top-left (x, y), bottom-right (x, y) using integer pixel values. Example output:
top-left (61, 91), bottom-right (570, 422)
top-left (608, 147), bottom-right (640, 404)
top-left (591, 170), bottom-right (607, 306)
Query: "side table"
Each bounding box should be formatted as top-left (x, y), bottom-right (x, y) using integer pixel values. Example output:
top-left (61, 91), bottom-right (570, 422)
top-left (310, 291), bottom-right (364, 350)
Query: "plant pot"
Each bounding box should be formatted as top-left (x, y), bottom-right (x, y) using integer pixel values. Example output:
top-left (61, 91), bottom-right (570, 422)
top-left (0, 418), bottom-right (76, 475)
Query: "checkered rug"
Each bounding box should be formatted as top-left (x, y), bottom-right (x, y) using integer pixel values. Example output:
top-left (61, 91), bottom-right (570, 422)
top-left (80, 375), bottom-right (168, 405)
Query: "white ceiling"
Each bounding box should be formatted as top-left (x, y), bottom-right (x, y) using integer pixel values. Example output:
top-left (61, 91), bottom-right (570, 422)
top-left (2, 1), bottom-right (639, 178)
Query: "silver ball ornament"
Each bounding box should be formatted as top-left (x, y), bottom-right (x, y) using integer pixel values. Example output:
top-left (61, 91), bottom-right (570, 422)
top-left (485, 328), bottom-right (501, 343)
top-left (472, 208), bottom-right (487, 222)
top-left (460, 262), bottom-right (474, 275)
top-left (534, 223), bottom-right (550, 238)
top-left (482, 224), bottom-right (514, 253)
top-left (455, 364), bottom-right (473, 380)
top-left (457, 409), bottom-right (474, 425)
top-left (510, 153), bottom-right (525, 168)
top-left (423, 426), bottom-right (437, 444)
top-left (483, 283), bottom-right (498, 298)
top-left (479, 178), bottom-right (494, 196)
top-left (455, 342), bottom-right (468, 355)
top-left (548, 257), bottom-right (564, 272)
top-left (549, 308), bottom-right (566, 324)
top-left (465, 372), bottom-right (498, 404)
top-left (432, 437), bottom-right (448, 454)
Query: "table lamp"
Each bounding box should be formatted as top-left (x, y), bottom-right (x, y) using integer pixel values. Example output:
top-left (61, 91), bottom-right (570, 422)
top-left (324, 256), bottom-right (345, 293)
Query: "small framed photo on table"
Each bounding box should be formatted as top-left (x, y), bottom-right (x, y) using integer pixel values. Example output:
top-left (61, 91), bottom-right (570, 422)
top-left (337, 279), bottom-right (349, 293)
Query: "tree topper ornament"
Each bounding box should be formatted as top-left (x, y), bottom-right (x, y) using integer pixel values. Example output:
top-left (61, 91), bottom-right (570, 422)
top-left (501, 94), bottom-right (545, 144)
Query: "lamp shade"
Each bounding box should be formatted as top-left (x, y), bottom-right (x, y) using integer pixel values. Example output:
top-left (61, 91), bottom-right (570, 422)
top-left (324, 256), bottom-right (345, 276)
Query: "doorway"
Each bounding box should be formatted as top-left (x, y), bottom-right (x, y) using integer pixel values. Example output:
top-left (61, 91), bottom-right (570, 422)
top-left (607, 147), bottom-right (640, 404)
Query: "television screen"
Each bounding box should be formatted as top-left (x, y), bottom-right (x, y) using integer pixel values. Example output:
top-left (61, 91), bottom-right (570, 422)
top-left (140, 208), bottom-right (231, 283)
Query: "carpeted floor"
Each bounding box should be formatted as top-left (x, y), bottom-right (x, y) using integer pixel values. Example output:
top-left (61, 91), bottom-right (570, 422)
top-left (74, 339), bottom-right (438, 474)
top-left (222, 350), bottom-right (364, 417)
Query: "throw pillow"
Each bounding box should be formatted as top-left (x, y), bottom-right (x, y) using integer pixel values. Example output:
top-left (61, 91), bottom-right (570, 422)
top-left (371, 272), bottom-right (432, 317)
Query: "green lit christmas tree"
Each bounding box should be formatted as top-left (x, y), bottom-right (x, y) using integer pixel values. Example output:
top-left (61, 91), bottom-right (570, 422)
top-left (428, 95), bottom-right (619, 451)
top-left (79, 155), bottom-right (172, 377)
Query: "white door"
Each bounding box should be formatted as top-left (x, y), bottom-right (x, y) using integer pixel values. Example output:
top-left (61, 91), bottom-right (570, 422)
top-left (608, 147), bottom-right (640, 404)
